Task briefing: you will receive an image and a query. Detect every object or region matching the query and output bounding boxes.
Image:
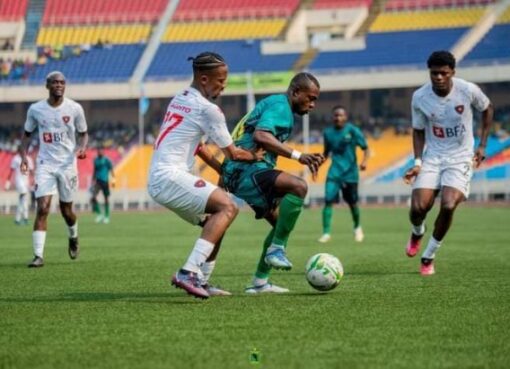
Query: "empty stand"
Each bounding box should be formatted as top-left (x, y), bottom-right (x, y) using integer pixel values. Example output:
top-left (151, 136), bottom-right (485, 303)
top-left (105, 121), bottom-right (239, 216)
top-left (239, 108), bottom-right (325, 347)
top-left (0, 0), bottom-right (28, 21)
top-left (173, 0), bottom-right (300, 21)
top-left (463, 24), bottom-right (510, 63)
top-left (313, 0), bottom-right (372, 9)
top-left (147, 40), bottom-right (300, 79)
top-left (42, 0), bottom-right (168, 25)
top-left (385, 0), bottom-right (495, 11)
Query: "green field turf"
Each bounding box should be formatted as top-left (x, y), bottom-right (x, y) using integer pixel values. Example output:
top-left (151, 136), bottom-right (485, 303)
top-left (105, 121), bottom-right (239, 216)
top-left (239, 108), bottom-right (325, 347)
top-left (1, 207), bottom-right (509, 369)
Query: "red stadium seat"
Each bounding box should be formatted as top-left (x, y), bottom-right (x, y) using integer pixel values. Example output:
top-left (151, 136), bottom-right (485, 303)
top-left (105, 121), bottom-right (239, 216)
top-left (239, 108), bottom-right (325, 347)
top-left (0, 0), bottom-right (28, 21)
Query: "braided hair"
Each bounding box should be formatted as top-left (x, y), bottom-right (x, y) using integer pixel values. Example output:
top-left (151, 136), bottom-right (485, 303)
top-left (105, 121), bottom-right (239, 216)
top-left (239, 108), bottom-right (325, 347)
top-left (188, 52), bottom-right (226, 73)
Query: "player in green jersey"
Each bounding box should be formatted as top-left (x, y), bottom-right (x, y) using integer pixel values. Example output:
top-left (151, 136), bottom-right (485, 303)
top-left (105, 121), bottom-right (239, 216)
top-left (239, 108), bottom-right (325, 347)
top-left (220, 72), bottom-right (325, 293)
top-left (91, 147), bottom-right (115, 224)
top-left (318, 105), bottom-right (369, 244)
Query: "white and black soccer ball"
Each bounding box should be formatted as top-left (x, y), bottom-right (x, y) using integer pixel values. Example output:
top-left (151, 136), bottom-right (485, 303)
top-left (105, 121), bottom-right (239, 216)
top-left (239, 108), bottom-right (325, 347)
top-left (305, 253), bottom-right (344, 291)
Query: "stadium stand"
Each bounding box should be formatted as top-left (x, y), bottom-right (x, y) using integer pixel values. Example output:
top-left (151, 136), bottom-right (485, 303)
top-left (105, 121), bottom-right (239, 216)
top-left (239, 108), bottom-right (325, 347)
top-left (462, 24), bottom-right (510, 64)
top-left (313, 1), bottom-right (372, 9)
top-left (384, 0), bottom-right (496, 11)
top-left (0, 0), bottom-right (28, 21)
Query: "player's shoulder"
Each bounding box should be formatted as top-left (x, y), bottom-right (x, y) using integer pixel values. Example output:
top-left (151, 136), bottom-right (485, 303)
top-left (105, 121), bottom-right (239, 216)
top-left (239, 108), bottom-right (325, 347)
top-left (28, 99), bottom-right (47, 112)
top-left (347, 122), bottom-right (363, 133)
top-left (452, 77), bottom-right (481, 95)
top-left (63, 97), bottom-right (84, 110)
top-left (412, 83), bottom-right (431, 100)
top-left (260, 94), bottom-right (288, 109)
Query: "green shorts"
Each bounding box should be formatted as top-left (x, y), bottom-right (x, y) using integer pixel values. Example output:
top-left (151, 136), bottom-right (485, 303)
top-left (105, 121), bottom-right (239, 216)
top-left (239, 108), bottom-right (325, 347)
top-left (325, 179), bottom-right (358, 205)
top-left (222, 161), bottom-right (282, 219)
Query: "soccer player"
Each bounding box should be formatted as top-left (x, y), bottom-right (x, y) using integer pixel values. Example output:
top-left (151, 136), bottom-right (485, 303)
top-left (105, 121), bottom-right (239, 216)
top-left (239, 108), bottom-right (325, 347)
top-left (91, 146), bottom-right (115, 224)
top-left (20, 71), bottom-right (88, 268)
top-left (403, 50), bottom-right (493, 276)
top-left (5, 146), bottom-right (35, 225)
top-left (221, 72), bottom-right (325, 294)
top-left (318, 105), bottom-right (369, 244)
top-left (147, 52), bottom-right (262, 299)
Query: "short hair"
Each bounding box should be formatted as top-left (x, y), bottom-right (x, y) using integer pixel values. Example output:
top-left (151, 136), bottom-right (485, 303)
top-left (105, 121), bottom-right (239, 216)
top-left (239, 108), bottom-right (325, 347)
top-left (289, 72), bottom-right (320, 91)
top-left (46, 70), bottom-right (65, 84)
top-left (188, 52), bottom-right (226, 73)
top-left (427, 51), bottom-right (456, 69)
top-left (332, 105), bottom-right (347, 114)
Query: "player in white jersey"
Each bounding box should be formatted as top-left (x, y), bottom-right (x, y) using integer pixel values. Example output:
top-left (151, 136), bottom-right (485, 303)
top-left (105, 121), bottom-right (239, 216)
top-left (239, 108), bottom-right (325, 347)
top-left (403, 51), bottom-right (493, 275)
top-left (5, 146), bottom-right (34, 225)
top-left (19, 71), bottom-right (89, 268)
top-left (148, 52), bottom-right (262, 299)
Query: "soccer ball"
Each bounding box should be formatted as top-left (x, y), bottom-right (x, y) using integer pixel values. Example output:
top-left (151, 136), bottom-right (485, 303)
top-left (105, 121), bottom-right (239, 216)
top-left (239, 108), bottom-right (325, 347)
top-left (305, 253), bottom-right (344, 291)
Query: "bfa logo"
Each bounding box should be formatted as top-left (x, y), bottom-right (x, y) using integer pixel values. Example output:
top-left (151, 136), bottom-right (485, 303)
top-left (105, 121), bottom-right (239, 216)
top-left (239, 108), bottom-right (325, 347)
top-left (62, 116), bottom-right (70, 124)
top-left (455, 105), bottom-right (464, 114)
top-left (194, 180), bottom-right (206, 188)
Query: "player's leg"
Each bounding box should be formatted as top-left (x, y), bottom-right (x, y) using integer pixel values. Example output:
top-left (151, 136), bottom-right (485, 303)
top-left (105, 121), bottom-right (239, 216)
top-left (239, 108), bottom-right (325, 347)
top-left (21, 193), bottom-right (29, 224)
top-left (264, 171), bottom-right (307, 270)
top-left (420, 160), bottom-right (472, 275)
top-left (29, 195), bottom-right (52, 267)
top-left (15, 193), bottom-right (24, 225)
top-left (406, 188), bottom-right (437, 257)
top-left (57, 167), bottom-right (80, 260)
top-left (318, 180), bottom-right (340, 243)
top-left (91, 183), bottom-right (102, 223)
top-left (343, 182), bottom-right (364, 242)
top-left (197, 232), bottom-right (231, 296)
top-left (245, 209), bottom-right (289, 294)
top-left (102, 181), bottom-right (111, 224)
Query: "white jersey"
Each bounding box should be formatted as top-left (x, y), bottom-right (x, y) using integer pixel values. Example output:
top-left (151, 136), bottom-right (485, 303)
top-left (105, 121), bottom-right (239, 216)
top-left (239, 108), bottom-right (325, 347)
top-left (24, 97), bottom-right (87, 167)
top-left (10, 154), bottom-right (34, 193)
top-left (412, 77), bottom-right (490, 158)
top-left (149, 87), bottom-right (233, 177)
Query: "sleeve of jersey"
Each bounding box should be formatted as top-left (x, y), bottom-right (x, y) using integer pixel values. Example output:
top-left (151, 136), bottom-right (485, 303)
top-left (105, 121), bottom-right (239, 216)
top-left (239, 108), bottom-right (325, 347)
top-left (75, 104), bottom-right (88, 133)
top-left (354, 127), bottom-right (368, 149)
top-left (24, 106), bottom-right (37, 133)
top-left (469, 83), bottom-right (490, 112)
top-left (411, 94), bottom-right (426, 130)
top-left (256, 103), bottom-right (286, 135)
top-left (203, 105), bottom-right (233, 149)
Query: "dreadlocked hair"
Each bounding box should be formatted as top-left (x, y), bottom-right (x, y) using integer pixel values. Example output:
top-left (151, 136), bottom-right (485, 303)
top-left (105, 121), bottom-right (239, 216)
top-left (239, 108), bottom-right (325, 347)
top-left (188, 52), bottom-right (226, 72)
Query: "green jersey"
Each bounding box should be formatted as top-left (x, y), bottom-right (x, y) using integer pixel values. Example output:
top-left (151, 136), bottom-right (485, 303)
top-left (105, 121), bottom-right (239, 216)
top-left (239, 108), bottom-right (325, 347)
top-left (229, 94), bottom-right (295, 169)
top-left (93, 156), bottom-right (113, 182)
top-left (324, 123), bottom-right (367, 182)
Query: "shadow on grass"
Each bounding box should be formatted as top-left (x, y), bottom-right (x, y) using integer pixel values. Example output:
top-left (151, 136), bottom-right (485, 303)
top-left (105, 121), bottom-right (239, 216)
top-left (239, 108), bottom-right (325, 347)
top-left (0, 291), bottom-right (203, 304)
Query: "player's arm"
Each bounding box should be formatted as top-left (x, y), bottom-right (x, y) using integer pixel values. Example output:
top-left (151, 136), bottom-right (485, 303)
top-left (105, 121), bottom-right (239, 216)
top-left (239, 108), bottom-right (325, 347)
top-left (355, 128), bottom-right (369, 171)
top-left (75, 104), bottom-right (88, 159)
top-left (197, 143), bottom-right (223, 175)
top-left (323, 132), bottom-right (330, 158)
top-left (404, 95), bottom-right (426, 184)
top-left (4, 166), bottom-right (14, 190)
top-left (473, 103), bottom-right (493, 168)
top-left (19, 131), bottom-right (32, 175)
top-left (253, 129), bottom-right (325, 178)
top-left (360, 147), bottom-right (369, 171)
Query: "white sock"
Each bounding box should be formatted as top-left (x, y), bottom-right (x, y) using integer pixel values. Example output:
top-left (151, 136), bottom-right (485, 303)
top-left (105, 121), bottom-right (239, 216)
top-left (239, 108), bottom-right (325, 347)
top-left (412, 223), bottom-right (425, 236)
top-left (267, 243), bottom-right (285, 254)
top-left (182, 238), bottom-right (214, 273)
top-left (422, 236), bottom-right (442, 259)
top-left (68, 222), bottom-right (78, 238)
top-left (200, 261), bottom-right (216, 285)
top-left (253, 277), bottom-right (268, 287)
top-left (33, 231), bottom-right (46, 258)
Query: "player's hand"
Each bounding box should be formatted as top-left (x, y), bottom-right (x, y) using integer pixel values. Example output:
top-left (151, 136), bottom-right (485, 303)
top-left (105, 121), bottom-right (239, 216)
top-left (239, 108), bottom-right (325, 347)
top-left (403, 166), bottom-right (421, 185)
top-left (473, 146), bottom-right (485, 169)
top-left (360, 162), bottom-right (367, 171)
top-left (4, 180), bottom-right (11, 191)
top-left (111, 178), bottom-right (116, 188)
top-left (252, 148), bottom-right (266, 161)
top-left (20, 158), bottom-right (29, 175)
top-left (77, 148), bottom-right (87, 159)
top-left (299, 153), bottom-right (325, 180)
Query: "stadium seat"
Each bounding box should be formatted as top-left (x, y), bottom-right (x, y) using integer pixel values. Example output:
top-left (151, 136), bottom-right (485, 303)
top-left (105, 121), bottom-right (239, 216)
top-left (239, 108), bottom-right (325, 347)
top-left (313, 0), bottom-right (372, 9)
top-left (0, 0), bottom-right (28, 21)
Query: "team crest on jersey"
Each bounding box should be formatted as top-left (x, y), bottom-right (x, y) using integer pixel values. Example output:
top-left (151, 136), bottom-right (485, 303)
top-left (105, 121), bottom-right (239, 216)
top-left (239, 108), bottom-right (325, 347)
top-left (455, 105), bottom-right (464, 114)
top-left (62, 116), bottom-right (70, 124)
top-left (194, 180), bottom-right (206, 188)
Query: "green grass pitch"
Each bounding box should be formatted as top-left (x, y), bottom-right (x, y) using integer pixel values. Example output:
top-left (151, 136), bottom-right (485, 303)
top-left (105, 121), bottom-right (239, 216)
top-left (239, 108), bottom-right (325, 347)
top-left (1, 207), bottom-right (509, 369)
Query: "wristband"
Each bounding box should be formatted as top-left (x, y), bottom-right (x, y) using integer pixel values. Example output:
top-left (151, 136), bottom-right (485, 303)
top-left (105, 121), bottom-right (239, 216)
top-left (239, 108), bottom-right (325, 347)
top-left (414, 158), bottom-right (422, 167)
top-left (291, 150), bottom-right (302, 161)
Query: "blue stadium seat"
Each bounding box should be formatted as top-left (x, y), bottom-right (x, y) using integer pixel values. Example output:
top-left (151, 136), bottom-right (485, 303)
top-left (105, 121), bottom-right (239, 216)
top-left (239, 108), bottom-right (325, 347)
top-left (28, 45), bottom-right (144, 83)
top-left (309, 28), bottom-right (467, 71)
top-left (462, 24), bottom-right (510, 64)
top-left (146, 40), bottom-right (300, 79)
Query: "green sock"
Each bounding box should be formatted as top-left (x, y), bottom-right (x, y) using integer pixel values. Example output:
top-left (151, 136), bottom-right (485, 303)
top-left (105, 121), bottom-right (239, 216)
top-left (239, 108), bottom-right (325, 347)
top-left (272, 194), bottom-right (304, 247)
top-left (92, 202), bottom-right (100, 215)
top-left (254, 228), bottom-right (275, 279)
top-left (351, 205), bottom-right (360, 228)
top-left (105, 203), bottom-right (110, 218)
top-left (322, 205), bottom-right (333, 234)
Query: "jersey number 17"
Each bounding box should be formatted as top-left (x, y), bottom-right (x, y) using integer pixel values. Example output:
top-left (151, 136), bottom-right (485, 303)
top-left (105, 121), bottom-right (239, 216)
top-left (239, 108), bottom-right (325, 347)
top-left (154, 113), bottom-right (184, 150)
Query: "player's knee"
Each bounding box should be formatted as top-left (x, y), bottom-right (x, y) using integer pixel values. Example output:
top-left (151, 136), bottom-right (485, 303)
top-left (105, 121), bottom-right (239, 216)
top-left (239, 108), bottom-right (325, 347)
top-left (440, 200), bottom-right (457, 213)
top-left (223, 200), bottom-right (238, 221)
top-left (411, 198), bottom-right (430, 214)
top-left (293, 179), bottom-right (308, 198)
top-left (36, 205), bottom-right (50, 218)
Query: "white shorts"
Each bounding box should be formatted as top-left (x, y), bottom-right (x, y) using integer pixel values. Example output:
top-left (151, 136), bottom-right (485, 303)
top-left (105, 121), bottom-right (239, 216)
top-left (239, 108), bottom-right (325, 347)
top-left (148, 168), bottom-right (217, 225)
top-left (35, 164), bottom-right (78, 202)
top-left (413, 155), bottom-right (473, 198)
